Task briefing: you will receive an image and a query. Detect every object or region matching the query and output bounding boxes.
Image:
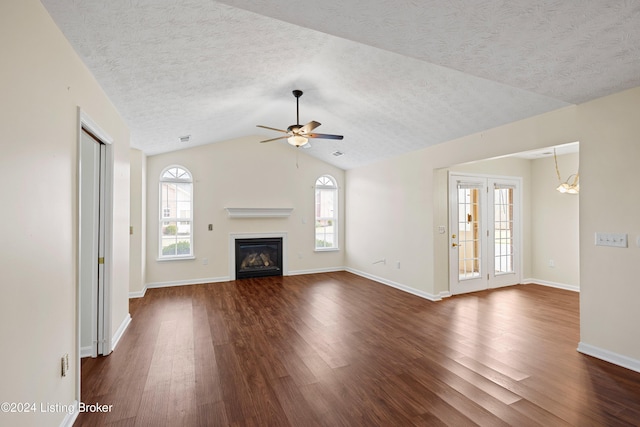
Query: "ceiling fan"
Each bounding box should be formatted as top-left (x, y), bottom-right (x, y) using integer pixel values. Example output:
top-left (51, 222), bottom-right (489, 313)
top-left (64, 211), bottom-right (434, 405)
top-left (257, 90), bottom-right (344, 147)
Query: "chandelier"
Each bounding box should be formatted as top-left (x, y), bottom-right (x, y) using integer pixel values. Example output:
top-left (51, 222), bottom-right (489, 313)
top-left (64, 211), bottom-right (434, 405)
top-left (554, 148), bottom-right (579, 194)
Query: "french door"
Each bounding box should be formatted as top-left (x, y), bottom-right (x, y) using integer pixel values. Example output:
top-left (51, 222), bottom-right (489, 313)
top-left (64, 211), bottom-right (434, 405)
top-left (449, 173), bottom-right (521, 295)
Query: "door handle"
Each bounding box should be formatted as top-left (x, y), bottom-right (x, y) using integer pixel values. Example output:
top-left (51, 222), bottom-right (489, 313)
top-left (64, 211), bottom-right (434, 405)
top-left (451, 243), bottom-right (458, 247)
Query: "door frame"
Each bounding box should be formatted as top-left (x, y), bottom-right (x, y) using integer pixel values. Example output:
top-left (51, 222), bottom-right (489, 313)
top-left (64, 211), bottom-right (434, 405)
top-left (448, 172), bottom-right (523, 294)
top-left (76, 108), bottom-right (114, 402)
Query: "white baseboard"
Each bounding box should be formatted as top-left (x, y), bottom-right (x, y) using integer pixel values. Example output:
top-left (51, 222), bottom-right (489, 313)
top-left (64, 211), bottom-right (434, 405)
top-left (522, 278), bottom-right (579, 292)
top-left (80, 346), bottom-right (93, 358)
top-left (111, 313), bottom-right (131, 352)
top-left (131, 276), bottom-right (230, 298)
top-left (288, 266), bottom-right (346, 276)
top-left (129, 288), bottom-right (147, 298)
top-left (578, 342), bottom-right (640, 374)
top-left (58, 400), bottom-right (79, 427)
top-left (346, 268), bottom-right (447, 301)
top-left (132, 269), bottom-right (445, 304)
top-left (131, 270), bottom-right (351, 298)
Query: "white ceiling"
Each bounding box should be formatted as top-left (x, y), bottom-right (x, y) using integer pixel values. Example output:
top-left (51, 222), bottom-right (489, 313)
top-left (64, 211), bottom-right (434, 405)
top-left (41, 1), bottom-right (640, 169)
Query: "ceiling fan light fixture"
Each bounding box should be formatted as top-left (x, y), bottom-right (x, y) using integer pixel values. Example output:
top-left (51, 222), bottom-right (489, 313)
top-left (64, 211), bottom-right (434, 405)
top-left (288, 135), bottom-right (308, 147)
top-left (257, 90), bottom-right (343, 147)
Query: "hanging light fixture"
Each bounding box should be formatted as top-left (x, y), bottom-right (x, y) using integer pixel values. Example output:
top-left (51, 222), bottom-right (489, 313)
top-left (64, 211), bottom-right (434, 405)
top-left (554, 148), bottom-right (579, 194)
top-left (287, 135), bottom-right (308, 147)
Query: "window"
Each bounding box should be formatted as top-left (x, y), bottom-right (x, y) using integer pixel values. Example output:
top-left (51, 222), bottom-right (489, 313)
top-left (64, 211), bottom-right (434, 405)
top-left (159, 166), bottom-right (193, 259)
top-left (315, 175), bottom-right (338, 250)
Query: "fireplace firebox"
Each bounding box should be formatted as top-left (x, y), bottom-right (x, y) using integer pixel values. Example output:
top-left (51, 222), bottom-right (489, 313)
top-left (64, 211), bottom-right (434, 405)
top-left (235, 237), bottom-right (283, 279)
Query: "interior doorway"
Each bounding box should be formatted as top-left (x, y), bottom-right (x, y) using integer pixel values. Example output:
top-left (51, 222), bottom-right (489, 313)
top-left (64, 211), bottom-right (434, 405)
top-left (77, 108), bottom-right (115, 407)
top-left (79, 128), bottom-right (106, 358)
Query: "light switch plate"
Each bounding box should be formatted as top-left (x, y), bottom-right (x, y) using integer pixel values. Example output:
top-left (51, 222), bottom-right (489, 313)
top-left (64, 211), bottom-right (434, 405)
top-left (595, 232), bottom-right (628, 248)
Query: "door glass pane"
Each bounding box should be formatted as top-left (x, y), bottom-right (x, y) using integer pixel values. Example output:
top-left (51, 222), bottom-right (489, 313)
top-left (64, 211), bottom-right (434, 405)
top-left (494, 186), bottom-right (514, 274)
top-left (458, 185), bottom-right (482, 280)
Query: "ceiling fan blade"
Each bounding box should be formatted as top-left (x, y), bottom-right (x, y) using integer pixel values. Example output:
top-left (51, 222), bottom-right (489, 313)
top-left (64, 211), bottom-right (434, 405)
top-left (260, 136), bottom-right (289, 143)
top-left (299, 121), bottom-right (321, 134)
top-left (256, 125), bottom-right (289, 134)
top-left (306, 133), bottom-right (344, 140)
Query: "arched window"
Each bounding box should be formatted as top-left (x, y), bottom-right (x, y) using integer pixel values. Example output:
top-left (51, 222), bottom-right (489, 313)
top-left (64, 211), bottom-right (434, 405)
top-left (159, 166), bottom-right (193, 259)
top-left (315, 175), bottom-right (338, 250)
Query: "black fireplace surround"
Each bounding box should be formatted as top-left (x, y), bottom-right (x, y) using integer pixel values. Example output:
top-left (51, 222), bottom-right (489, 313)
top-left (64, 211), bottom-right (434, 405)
top-left (235, 237), bottom-right (283, 279)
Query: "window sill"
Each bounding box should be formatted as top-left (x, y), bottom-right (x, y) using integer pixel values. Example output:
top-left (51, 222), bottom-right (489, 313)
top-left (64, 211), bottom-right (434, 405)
top-left (314, 247), bottom-right (340, 252)
top-left (156, 256), bottom-right (196, 262)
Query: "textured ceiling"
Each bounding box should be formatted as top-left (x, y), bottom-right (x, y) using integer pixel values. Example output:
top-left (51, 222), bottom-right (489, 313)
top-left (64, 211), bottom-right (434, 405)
top-left (41, 0), bottom-right (640, 169)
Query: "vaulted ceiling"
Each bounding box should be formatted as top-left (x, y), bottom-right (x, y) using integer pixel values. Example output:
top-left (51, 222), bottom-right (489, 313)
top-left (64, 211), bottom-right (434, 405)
top-left (41, 1), bottom-right (640, 169)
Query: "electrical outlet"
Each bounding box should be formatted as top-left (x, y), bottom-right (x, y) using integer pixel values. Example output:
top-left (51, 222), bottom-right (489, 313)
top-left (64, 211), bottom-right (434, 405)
top-left (202, 258), bottom-right (208, 265)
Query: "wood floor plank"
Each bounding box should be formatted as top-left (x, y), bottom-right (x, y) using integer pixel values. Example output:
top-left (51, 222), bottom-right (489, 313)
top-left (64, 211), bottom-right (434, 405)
top-left (454, 355), bottom-right (530, 382)
top-left (75, 273), bottom-right (640, 426)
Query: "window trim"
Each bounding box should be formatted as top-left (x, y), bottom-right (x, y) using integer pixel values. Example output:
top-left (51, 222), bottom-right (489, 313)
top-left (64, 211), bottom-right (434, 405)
top-left (314, 175), bottom-right (339, 251)
top-left (158, 165), bottom-right (194, 260)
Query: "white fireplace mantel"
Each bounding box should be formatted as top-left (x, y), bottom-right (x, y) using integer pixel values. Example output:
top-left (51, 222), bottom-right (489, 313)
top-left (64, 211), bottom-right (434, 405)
top-left (225, 207), bottom-right (293, 218)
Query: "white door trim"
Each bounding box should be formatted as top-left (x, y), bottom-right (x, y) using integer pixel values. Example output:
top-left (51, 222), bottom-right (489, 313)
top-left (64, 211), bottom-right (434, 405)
top-left (76, 108), bottom-right (114, 404)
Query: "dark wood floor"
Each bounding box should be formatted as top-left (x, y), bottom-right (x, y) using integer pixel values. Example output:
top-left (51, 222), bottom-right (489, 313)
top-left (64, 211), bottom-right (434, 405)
top-left (76, 272), bottom-right (640, 426)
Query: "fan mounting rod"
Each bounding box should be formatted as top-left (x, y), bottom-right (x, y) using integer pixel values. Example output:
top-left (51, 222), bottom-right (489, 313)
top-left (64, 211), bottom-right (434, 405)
top-left (293, 90), bottom-right (303, 125)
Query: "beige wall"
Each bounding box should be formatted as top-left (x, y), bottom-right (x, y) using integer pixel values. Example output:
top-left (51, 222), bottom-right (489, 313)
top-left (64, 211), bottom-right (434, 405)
top-left (0, 1), bottom-right (130, 426)
top-left (346, 106), bottom-right (577, 298)
top-left (130, 149), bottom-right (147, 294)
top-left (578, 88), bottom-right (640, 361)
top-left (144, 137), bottom-right (345, 287)
top-left (347, 87), bottom-right (640, 364)
top-left (530, 153), bottom-right (580, 287)
top-left (345, 153), bottom-right (433, 294)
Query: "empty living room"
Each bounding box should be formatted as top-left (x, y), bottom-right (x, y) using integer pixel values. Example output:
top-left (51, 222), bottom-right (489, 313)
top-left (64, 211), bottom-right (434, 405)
top-left (2, 1), bottom-right (640, 426)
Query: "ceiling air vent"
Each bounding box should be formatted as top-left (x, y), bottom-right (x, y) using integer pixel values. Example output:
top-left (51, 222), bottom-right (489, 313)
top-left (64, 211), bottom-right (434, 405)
top-left (178, 135), bottom-right (191, 143)
top-left (332, 151), bottom-right (344, 157)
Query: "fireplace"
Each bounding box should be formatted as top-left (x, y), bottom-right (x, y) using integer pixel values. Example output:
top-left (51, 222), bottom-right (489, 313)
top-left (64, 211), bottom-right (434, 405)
top-left (235, 237), bottom-right (283, 279)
